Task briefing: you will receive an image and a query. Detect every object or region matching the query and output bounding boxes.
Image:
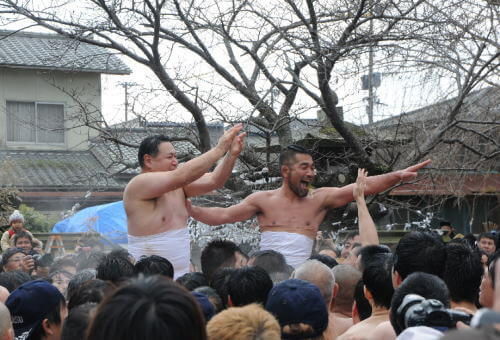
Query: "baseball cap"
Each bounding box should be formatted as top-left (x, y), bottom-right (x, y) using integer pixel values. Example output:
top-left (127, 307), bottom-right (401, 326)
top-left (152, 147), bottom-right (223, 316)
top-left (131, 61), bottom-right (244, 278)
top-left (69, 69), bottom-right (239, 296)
top-left (265, 279), bottom-right (328, 339)
top-left (6, 280), bottom-right (64, 340)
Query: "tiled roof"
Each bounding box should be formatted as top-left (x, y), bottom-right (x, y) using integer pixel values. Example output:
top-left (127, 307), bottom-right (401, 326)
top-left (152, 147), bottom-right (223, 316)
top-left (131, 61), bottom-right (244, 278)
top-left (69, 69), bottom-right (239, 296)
top-left (0, 150), bottom-right (123, 189)
top-left (0, 30), bottom-right (130, 74)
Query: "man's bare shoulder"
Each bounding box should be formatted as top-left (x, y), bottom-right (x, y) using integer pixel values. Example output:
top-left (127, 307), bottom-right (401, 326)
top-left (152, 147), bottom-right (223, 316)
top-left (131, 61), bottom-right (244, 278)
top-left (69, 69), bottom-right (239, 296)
top-left (366, 321), bottom-right (395, 340)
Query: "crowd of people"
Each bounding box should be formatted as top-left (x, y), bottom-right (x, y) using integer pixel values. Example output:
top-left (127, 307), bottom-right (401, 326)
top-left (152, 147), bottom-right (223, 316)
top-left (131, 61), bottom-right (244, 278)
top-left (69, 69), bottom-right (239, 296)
top-left (0, 195), bottom-right (499, 339)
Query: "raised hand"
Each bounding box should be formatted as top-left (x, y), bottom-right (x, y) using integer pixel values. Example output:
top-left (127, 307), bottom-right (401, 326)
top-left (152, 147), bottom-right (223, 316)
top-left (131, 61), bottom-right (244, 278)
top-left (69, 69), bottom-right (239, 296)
top-left (230, 130), bottom-right (246, 157)
top-left (216, 123), bottom-right (243, 154)
top-left (353, 168), bottom-right (367, 200)
top-left (398, 159), bottom-right (431, 182)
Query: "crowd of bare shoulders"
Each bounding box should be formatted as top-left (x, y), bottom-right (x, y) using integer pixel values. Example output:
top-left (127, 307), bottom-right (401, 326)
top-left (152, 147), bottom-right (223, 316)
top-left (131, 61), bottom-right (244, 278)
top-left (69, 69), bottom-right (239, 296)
top-left (0, 204), bottom-right (499, 340)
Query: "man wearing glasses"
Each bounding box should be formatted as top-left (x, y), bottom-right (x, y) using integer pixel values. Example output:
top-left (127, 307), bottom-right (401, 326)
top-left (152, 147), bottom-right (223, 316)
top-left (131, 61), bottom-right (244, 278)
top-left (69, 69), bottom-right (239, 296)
top-left (189, 145), bottom-right (430, 267)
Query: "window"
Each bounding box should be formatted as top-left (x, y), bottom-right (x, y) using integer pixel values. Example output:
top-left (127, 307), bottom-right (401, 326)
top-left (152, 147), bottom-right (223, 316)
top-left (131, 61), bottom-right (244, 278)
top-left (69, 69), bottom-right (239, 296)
top-left (6, 101), bottom-right (64, 144)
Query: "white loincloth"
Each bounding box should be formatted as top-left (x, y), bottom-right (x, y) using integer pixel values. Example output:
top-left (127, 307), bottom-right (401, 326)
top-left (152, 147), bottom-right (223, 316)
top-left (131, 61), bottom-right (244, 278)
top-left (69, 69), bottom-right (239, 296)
top-left (260, 231), bottom-right (314, 268)
top-left (128, 228), bottom-right (190, 279)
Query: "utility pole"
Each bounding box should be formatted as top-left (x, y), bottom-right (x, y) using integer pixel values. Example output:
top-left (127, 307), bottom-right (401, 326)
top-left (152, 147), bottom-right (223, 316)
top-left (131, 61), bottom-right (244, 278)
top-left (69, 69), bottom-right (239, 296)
top-left (367, 18), bottom-right (375, 124)
top-left (120, 82), bottom-right (136, 122)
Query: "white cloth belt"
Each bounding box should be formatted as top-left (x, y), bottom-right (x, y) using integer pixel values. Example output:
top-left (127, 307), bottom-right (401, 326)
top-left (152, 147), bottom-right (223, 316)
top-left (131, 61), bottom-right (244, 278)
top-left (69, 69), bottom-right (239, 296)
top-left (128, 228), bottom-right (190, 279)
top-left (260, 231), bottom-right (314, 268)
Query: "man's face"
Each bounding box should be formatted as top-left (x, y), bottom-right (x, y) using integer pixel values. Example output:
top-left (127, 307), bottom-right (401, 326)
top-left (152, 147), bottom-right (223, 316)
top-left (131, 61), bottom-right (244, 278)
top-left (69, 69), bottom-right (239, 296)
top-left (284, 154), bottom-right (315, 198)
top-left (15, 237), bottom-right (32, 252)
top-left (478, 237), bottom-right (496, 255)
top-left (3, 252), bottom-right (25, 272)
top-left (234, 251), bottom-right (247, 268)
top-left (10, 221), bottom-right (23, 232)
top-left (147, 142), bottom-right (178, 172)
top-left (341, 235), bottom-right (360, 258)
top-left (440, 225), bottom-right (452, 235)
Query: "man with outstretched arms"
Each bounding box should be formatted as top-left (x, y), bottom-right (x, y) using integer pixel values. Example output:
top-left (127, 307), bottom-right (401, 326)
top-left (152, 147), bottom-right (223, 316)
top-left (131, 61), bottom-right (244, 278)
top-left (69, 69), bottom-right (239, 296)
top-left (189, 145), bottom-right (430, 267)
top-left (124, 124), bottom-right (245, 278)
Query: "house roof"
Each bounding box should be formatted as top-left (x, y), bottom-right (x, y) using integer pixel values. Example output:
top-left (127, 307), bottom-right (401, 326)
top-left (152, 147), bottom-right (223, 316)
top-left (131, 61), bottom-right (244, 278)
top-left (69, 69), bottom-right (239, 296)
top-left (0, 150), bottom-right (123, 190)
top-left (0, 30), bottom-right (131, 75)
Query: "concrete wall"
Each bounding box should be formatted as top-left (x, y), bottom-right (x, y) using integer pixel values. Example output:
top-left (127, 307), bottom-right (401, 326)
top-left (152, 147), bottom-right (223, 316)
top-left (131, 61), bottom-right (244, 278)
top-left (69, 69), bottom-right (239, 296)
top-left (0, 68), bottom-right (101, 151)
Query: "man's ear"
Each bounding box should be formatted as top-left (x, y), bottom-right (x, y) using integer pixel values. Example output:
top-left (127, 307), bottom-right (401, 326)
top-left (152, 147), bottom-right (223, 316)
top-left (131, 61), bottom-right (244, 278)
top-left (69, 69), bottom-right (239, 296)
top-left (363, 285), bottom-right (373, 301)
top-left (280, 165), bottom-right (289, 179)
top-left (227, 295), bottom-right (234, 307)
top-left (41, 319), bottom-right (54, 336)
top-left (143, 154), bottom-right (153, 169)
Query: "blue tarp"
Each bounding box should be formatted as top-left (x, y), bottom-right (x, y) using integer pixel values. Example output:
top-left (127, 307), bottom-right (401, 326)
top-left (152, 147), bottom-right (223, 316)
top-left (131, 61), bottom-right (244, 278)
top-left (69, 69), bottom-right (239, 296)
top-left (52, 201), bottom-right (127, 244)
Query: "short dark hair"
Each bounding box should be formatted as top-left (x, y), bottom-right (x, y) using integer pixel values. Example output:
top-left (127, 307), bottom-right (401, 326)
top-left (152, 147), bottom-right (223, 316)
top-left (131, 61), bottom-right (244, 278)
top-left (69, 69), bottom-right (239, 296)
top-left (30, 298), bottom-right (67, 340)
top-left (362, 253), bottom-right (394, 309)
top-left (86, 275), bottom-right (207, 340)
top-left (138, 135), bottom-right (171, 168)
top-left (193, 286), bottom-right (223, 313)
top-left (308, 254), bottom-right (338, 269)
top-left (393, 232), bottom-right (445, 280)
top-left (251, 250), bottom-right (288, 273)
top-left (479, 232), bottom-right (497, 242)
top-left (389, 272), bottom-right (450, 335)
top-left (279, 145), bottom-right (312, 168)
top-left (209, 267), bottom-right (235, 309)
top-left (1, 248), bottom-right (25, 268)
top-left (201, 240), bottom-right (242, 281)
top-left (66, 269), bottom-right (97, 304)
top-left (0, 270), bottom-right (31, 292)
top-left (354, 280), bottom-right (371, 321)
top-left (67, 279), bottom-right (115, 311)
top-left (61, 303), bottom-right (96, 340)
top-left (176, 272), bottom-right (209, 291)
top-left (442, 243), bottom-right (482, 304)
top-left (135, 255), bottom-right (174, 279)
top-left (358, 245), bottom-right (391, 271)
top-left (96, 252), bottom-right (137, 285)
top-left (12, 231), bottom-right (32, 245)
top-left (227, 267), bottom-right (273, 307)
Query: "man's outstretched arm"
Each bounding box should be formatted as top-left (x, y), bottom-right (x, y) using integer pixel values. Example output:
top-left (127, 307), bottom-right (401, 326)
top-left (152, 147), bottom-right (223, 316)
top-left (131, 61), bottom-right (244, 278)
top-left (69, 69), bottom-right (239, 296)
top-left (323, 159), bottom-right (431, 209)
top-left (353, 169), bottom-right (379, 246)
top-left (184, 131), bottom-right (246, 197)
top-left (124, 124), bottom-right (243, 201)
top-left (187, 194), bottom-right (260, 225)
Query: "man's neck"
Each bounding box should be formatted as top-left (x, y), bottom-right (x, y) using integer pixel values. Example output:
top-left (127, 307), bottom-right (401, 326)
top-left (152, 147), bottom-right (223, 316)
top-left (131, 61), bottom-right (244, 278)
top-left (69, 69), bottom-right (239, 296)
top-left (451, 300), bottom-right (478, 314)
top-left (332, 310), bottom-right (352, 318)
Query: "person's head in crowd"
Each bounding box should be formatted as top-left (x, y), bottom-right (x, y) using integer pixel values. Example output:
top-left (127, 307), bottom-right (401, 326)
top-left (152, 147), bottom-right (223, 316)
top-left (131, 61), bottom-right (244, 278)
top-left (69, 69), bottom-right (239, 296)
top-left (392, 231), bottom-right (445, 287)
top-left (344, 243), bottom-right (362, 267)
top-left (389, 272), bottom-right (450, 335)
top-left (266, 279), bottom-right (329, 339)
top-left (269, 271), bottom-right (292, 285)
top-left (193, 286), bottom-right (223, 313)
top-left (479, 250), bottom-right (500, 308)
top-left (227, 266), bottom-right (273, 307)
top-left (201, 240), bottom-right (247, 281)
top-left (209, 268), bottom-right (235, 309)
top-left (463, 233), bottom-right (477, 249)
top-left (76, 251), bottom-right (105, 272)
top-left (358, 245), bottom-right (391, 272)
top-left (12, 231), bottom-right (33, 253)
top-left (442, 243), bottom-right (482, 310)
top-left (331, 264), bottom-right (361, 315)
top-left (67, 279), bottom-right (114, 311)
top-left (86, 275), bottom-right (207, 340)
top-left (60, 303), bottom-right (96, 340)
top-left (176, 272), bottom-right (209, 291)
top-left (108, 248), bottom-right (136, 265)
top-left (292, 260), bottom-right (336, 310)
top-left (341, 232), bottom-right (360, 258)
top-left (1, 249), bottom-right (26, 273)
top-left (477, 232), bottom-right (497, 255)
top-left (49, 271), bottom-right (72, 297)
top-left (440, 221), bottom-right (456, 239)
top-left (96, 251), bottom-right (136, 286)
top-left (206, 303), bottom-right (280, 340)
top-left (0, 302), bottom-right (13, 340)
top-left (248, 249), bottom-right (288, 274)
top-left (65, 269), bottom-right (96, 304)
top-left (0, 287), bottom-right (9, 304)
top-left (278, 145), bottom-right (314, 198)
top-left (49, 258), bottom-right (76, 276)
top-left (192, 292), bottom-right (215, 322)
top-left (6, 280), bottom-right (67, 340)
top-left (308, 254), bottom-right (338, 269)
top-left (34, 254), bottom-right (54, 279)
top-left (135, 255), bottom-right (174, 279)
top-left (352, 279), bottom-right (371, 324)
top-left (0, 271), bottom-right (31, 293)
top-left (8, 210), bottom-right (24, 233)
top-left (362, 253), bottom-right (394, 311)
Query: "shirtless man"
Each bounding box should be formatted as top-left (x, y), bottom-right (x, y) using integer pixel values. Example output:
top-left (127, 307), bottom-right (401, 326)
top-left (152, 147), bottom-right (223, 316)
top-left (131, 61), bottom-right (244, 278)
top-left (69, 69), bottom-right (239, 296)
top-left (189, 144), bottom-right (430, 267)
top-left (124, 124), bottom-right (245, 278)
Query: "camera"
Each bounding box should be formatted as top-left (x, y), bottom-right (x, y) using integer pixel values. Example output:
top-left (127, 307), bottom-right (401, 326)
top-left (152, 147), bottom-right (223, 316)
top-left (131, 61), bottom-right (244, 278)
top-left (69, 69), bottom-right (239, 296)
top-left (396, 294), bottom-right (472, 331)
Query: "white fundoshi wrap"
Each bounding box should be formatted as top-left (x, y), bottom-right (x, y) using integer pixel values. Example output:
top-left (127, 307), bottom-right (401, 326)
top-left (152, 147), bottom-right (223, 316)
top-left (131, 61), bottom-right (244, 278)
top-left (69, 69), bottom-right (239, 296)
top-left (260, 231), bottom-right (314, 268)
top-left (128, 227), bottom-right (190, 279)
